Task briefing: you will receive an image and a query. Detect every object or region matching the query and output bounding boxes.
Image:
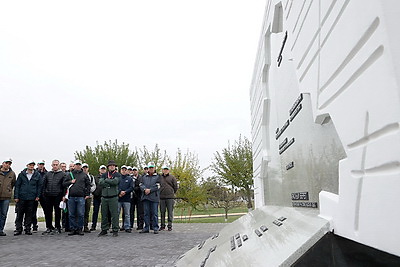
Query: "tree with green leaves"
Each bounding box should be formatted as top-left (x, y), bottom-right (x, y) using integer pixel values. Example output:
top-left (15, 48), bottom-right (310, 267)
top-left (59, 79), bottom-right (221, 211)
top-left (171, 149), bottom-right (206, 220)
top-left (75, 140), bottom-right (138, 172)
top-left (210, 135), bottom-right (254, 210)
top-left (135, 144), bottom-right (169, 174)
top-left (202, 177), bottom-right (242, 221)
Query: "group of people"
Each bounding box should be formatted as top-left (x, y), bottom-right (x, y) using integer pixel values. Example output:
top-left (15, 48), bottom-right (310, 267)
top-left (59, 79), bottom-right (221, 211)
top-left (0, 158), bottom-right (178, 237)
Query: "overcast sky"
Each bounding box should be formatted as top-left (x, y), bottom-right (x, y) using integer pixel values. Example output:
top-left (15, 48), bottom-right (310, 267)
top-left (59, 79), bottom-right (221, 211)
top-left (0, 0), bottom-right (265, 174)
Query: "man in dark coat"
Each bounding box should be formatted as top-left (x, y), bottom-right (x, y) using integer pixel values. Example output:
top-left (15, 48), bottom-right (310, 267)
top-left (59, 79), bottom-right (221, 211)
top-left (63, 160), bottom-right (91, 236)
top-left (14, 161), bottom-right (42, 235)
top-left (139, 162), bottom-right (161, 234)
top-left (41, 160), bottom-right (66, 234)
top-left (159, 165), bottom-right (178, 231)
top-left (98, 160), bottom-right (121, 237)
top-left (0, 158), bottom-right (16, 236)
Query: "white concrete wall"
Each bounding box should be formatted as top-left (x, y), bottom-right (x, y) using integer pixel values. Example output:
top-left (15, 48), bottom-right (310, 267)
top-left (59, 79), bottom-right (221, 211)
top-left (250, 0), bottom-right (400, 257)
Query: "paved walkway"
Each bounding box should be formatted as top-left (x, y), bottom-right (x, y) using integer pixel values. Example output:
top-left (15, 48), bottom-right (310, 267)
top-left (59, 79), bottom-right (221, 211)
top-left (1, 207), bottom-right (226, 267)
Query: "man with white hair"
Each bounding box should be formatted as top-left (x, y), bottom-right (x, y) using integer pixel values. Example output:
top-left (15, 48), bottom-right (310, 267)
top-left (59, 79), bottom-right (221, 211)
top-left (0, 158), bottom-right (16, 236)
top-left (41, 160), bottom-right (66, 234)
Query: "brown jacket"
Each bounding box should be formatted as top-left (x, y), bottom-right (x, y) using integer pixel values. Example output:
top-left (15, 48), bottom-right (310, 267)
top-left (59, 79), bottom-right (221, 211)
top-left (0, 168), bottom-right (16, 200)
top-left (159, 174), bottom-right (178, 199)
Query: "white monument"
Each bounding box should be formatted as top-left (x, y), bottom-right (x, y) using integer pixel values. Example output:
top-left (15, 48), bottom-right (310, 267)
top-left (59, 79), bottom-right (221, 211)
top-left (177, 0), bottom-right (400, 265)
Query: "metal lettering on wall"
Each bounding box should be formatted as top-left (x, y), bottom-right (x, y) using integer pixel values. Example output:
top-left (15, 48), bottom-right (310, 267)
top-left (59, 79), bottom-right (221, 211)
top-left (291, 192), bottom-right (309, 201)
top-left (277, 31), bottom-right (288, 67)
top-left (292, 201), bottom-right (318, 208)
top-left (286, 161), bottom-right (294, 170)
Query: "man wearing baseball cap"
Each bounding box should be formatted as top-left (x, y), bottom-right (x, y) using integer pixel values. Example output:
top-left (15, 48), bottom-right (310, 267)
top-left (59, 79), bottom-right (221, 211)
top-left (130, 166), bottom-right (144, 230)
top-left (90, 165), bottom-right (107, 231)
top-left (98, 160), bottom-right (121, 237)
top-left (32, 160), bottom-right (47, 232)
top-left (139, 162), bottom-right (161, 234)
top-left (62, 160), bottom-right (91, 236)
top-left (14, 161), bottom-right (42, 235)
top-left (82, 163), bottom-right (96, 233)
top-left (0, 158), bottom-right (16, 236)
top-left (159, 165), bottom-right (178, 231)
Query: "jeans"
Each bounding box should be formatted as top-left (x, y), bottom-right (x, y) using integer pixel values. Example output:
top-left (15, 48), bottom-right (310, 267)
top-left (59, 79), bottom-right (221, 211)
top-left (68, 197), bottom-right (85, 231)
top-left (160, 198), bottom-right (175, 228)
top-left (143, 200), bottom-right (159, 231)
top-left (118, 202), bottom-right (131, 230)
top-left (0, 199), bottom-right (10, 232)
top-left (91, 197), bottom-right (101, 229)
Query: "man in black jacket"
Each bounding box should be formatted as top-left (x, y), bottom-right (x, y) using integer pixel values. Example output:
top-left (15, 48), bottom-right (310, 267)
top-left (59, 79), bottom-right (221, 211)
top-left (130, 166), bottom-right (144, 230)
top-left (32, 160), bottom-right (47, 232)
top-left (14, 161), bottom-right (42, 235)
top-left (41, 160), bottom-right (66, 235)
top-left (90, 165), bottom-right (106, 231)
top-left (63, 160), bottom-right (91, 236)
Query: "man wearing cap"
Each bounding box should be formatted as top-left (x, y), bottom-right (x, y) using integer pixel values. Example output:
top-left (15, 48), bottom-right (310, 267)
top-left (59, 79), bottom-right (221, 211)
top-left (32, 160), bottom-right (47, 232)
top-left (130, 166), bottom-right (144, 230)
top-left (159, 165), bottom-right (178, 231)
top-left (118, 166), bottom-right (133, 232)
top-left (139, 162), bottom-right (161, 234)
top-left (98, 160), bottom-right (121, 237)
top-left (0, 159), bottom-right (16, 236)
top-left (63, 160), bottom-right (91, 236)
top-left (14, 161), bottom-right (42, 235)
top-left (41, 160), bottom-right (66, 234)
top-left (82, 163), bottom-right (96, 233)
top-left (90, 165), bottom-right (106, 231)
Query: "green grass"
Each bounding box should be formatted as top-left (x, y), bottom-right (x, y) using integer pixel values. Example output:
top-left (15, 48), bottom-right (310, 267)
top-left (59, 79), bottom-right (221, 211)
top-left (174, 215), bottom-right (242, 223)
top-left (175, 205), bottom-right (249, 217)
top-left (35, 203), bottom-right (251, 224)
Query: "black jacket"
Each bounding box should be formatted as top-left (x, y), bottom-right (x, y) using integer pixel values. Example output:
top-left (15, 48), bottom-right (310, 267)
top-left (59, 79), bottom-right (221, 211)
top-left (92, 174), bottom-right (103, 198)
top-left (132, 175), bottom-right (142, 199)
top-left (14, 169), bottom-right (42, 200)
top-left (63, 169), bottom-right (91, 197)
top-left (42, 170), bottom-right (66, 197)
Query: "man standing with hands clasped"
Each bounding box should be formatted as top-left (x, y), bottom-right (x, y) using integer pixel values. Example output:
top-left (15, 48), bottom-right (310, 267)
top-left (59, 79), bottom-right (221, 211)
top-left (139, 162), bottom-right (161, 234)
top-left (98, 160), bottom-right (121, 237)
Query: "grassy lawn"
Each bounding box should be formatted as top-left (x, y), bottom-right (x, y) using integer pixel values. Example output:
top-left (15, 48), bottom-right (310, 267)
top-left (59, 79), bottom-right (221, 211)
top-left (174, 204), bottom-right (249, 217)
top-left (174, 215), bottom-right (242, 223)
top-left (36, 203), bottom-right (251, 223)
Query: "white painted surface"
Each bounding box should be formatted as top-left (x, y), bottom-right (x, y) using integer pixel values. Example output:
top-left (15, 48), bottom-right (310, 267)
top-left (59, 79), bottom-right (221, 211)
top-left (251, 0), bottom-right (400, 257)
top-left (176, 206), bottom-right (329, 267)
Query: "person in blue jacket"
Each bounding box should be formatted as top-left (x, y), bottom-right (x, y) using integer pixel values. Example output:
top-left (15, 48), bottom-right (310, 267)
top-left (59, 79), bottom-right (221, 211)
top-left (118, 165), bottom-right (133, 232)
top-left (139, 162), bottom-right (161, 234)
top-left (14, 161), bottom-right (42, 235)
